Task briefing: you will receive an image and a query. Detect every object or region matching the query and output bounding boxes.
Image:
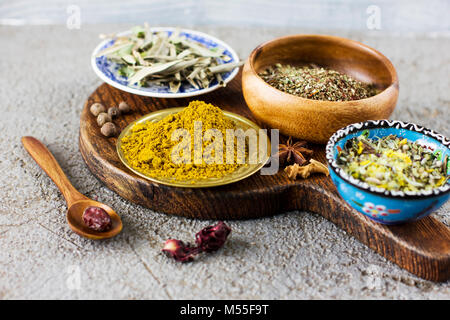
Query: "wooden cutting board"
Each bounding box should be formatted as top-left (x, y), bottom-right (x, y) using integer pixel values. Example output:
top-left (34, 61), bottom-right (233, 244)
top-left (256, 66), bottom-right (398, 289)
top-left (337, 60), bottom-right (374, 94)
top-left (79, 73), bottom-right (450, 282)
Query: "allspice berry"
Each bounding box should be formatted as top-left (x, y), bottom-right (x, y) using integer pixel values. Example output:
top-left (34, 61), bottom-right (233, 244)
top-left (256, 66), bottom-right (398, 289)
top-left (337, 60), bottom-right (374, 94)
top-left (108, 106), bottom-right (120, 119)
top-left (100, 122), bottom-right (117, 137)
top-left (118, 101), bottom-right (130, 114)
top-left (90, 103), bottom-right (106, 116)
top-left (97, 112), bottom-right (112, 127)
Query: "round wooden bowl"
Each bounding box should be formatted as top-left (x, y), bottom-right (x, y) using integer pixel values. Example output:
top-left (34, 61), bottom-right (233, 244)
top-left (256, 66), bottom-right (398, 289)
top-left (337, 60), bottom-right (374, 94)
top-left (242, 34), bottom-right (399, 144)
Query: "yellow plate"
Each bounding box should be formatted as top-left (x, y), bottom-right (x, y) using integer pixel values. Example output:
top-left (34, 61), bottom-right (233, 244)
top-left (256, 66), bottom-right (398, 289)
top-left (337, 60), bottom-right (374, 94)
top-left (116, 108), bottom-right (271, 188)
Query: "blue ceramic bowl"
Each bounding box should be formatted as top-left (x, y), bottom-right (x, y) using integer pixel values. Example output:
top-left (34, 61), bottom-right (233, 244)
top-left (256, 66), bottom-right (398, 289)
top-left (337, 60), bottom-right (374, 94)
top-left (326, 120), bottom-right (450, 224)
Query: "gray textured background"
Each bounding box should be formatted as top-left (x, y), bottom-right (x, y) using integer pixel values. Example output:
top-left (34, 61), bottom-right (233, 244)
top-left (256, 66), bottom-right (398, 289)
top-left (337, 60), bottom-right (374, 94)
top-left (1, 0), bottom-right (449, 33)
top-left (0, 0), bottom-right (449, 301)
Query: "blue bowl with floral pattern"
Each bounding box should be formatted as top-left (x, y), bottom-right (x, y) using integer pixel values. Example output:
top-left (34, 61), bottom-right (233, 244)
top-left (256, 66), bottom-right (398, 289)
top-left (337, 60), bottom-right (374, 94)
top-left (326, 120), bottom-right (450, 224)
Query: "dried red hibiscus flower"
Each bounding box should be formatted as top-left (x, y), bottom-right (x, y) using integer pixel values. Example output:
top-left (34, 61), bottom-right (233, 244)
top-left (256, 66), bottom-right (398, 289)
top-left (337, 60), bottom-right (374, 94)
top-left (162, 239), bottom-right (199, 263)
top-left (162, 221), bottom-right (231, 263)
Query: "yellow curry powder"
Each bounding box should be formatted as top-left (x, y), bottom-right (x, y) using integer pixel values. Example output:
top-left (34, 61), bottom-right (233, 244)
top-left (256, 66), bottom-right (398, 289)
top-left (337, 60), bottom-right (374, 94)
top-left (120, 101), bottom-right (243, 181)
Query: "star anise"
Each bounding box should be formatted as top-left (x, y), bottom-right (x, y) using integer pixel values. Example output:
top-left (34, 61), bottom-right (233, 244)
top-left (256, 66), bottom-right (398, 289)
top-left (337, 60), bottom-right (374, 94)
top-left (275, 137), bottom-right (313, 166)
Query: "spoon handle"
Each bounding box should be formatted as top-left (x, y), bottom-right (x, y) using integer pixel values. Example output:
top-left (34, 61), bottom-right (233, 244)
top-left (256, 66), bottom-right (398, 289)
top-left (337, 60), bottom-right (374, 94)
top-left (21, 136), bottom-right (87, 206)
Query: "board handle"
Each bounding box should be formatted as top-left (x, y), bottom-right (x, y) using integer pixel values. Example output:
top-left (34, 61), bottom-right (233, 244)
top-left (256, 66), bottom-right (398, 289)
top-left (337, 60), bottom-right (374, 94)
top-left (22, 136), bottom-right (87, 206)
top-left (291, 180), bottom-right (450, 282)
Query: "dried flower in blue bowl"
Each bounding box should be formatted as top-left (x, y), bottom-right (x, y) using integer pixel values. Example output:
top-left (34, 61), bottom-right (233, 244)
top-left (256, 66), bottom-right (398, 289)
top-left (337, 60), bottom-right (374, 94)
top-left (326, 120), bottom-right (449, 224)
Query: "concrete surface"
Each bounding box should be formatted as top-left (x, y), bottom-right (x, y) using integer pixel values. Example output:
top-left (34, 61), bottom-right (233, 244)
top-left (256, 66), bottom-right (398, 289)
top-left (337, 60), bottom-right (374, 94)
top-left (3, 0), bottom-right (449, 33)
top-left (0, 25), bottom-right (449, 300)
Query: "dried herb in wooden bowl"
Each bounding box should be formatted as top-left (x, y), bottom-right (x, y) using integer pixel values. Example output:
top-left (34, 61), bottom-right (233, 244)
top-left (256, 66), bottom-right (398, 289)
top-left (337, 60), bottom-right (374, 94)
top-left (259, 63), bottom-right (377, 101)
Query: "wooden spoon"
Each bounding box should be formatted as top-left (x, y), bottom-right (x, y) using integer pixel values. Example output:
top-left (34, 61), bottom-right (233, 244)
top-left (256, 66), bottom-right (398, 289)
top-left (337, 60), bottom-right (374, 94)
top-left (21, 136), bottom-right (122, 240)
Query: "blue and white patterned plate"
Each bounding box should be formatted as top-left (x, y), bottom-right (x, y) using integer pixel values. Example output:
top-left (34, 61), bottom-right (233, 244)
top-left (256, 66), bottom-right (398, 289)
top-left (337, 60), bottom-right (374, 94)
top-left (91, 27), bottom-right (240, 98)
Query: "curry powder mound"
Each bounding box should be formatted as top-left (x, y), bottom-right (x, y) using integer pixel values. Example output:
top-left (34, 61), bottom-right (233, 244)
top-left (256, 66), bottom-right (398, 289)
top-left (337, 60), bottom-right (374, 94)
top-left (120, 101), bottom-right (243, 181)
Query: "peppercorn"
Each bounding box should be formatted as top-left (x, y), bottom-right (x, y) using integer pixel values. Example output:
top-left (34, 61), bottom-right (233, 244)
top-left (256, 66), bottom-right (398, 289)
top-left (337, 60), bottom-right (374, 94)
top-left (90, 103), bottom-right (106, 116)
top-left (118, 101), bottom-right (130, 114)
top-left (101, 122), bottom-right (117, 137)
top-left (97, 112), bottom-right (112, 127)
top-left (108, 106), bottom-right (120, 119)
